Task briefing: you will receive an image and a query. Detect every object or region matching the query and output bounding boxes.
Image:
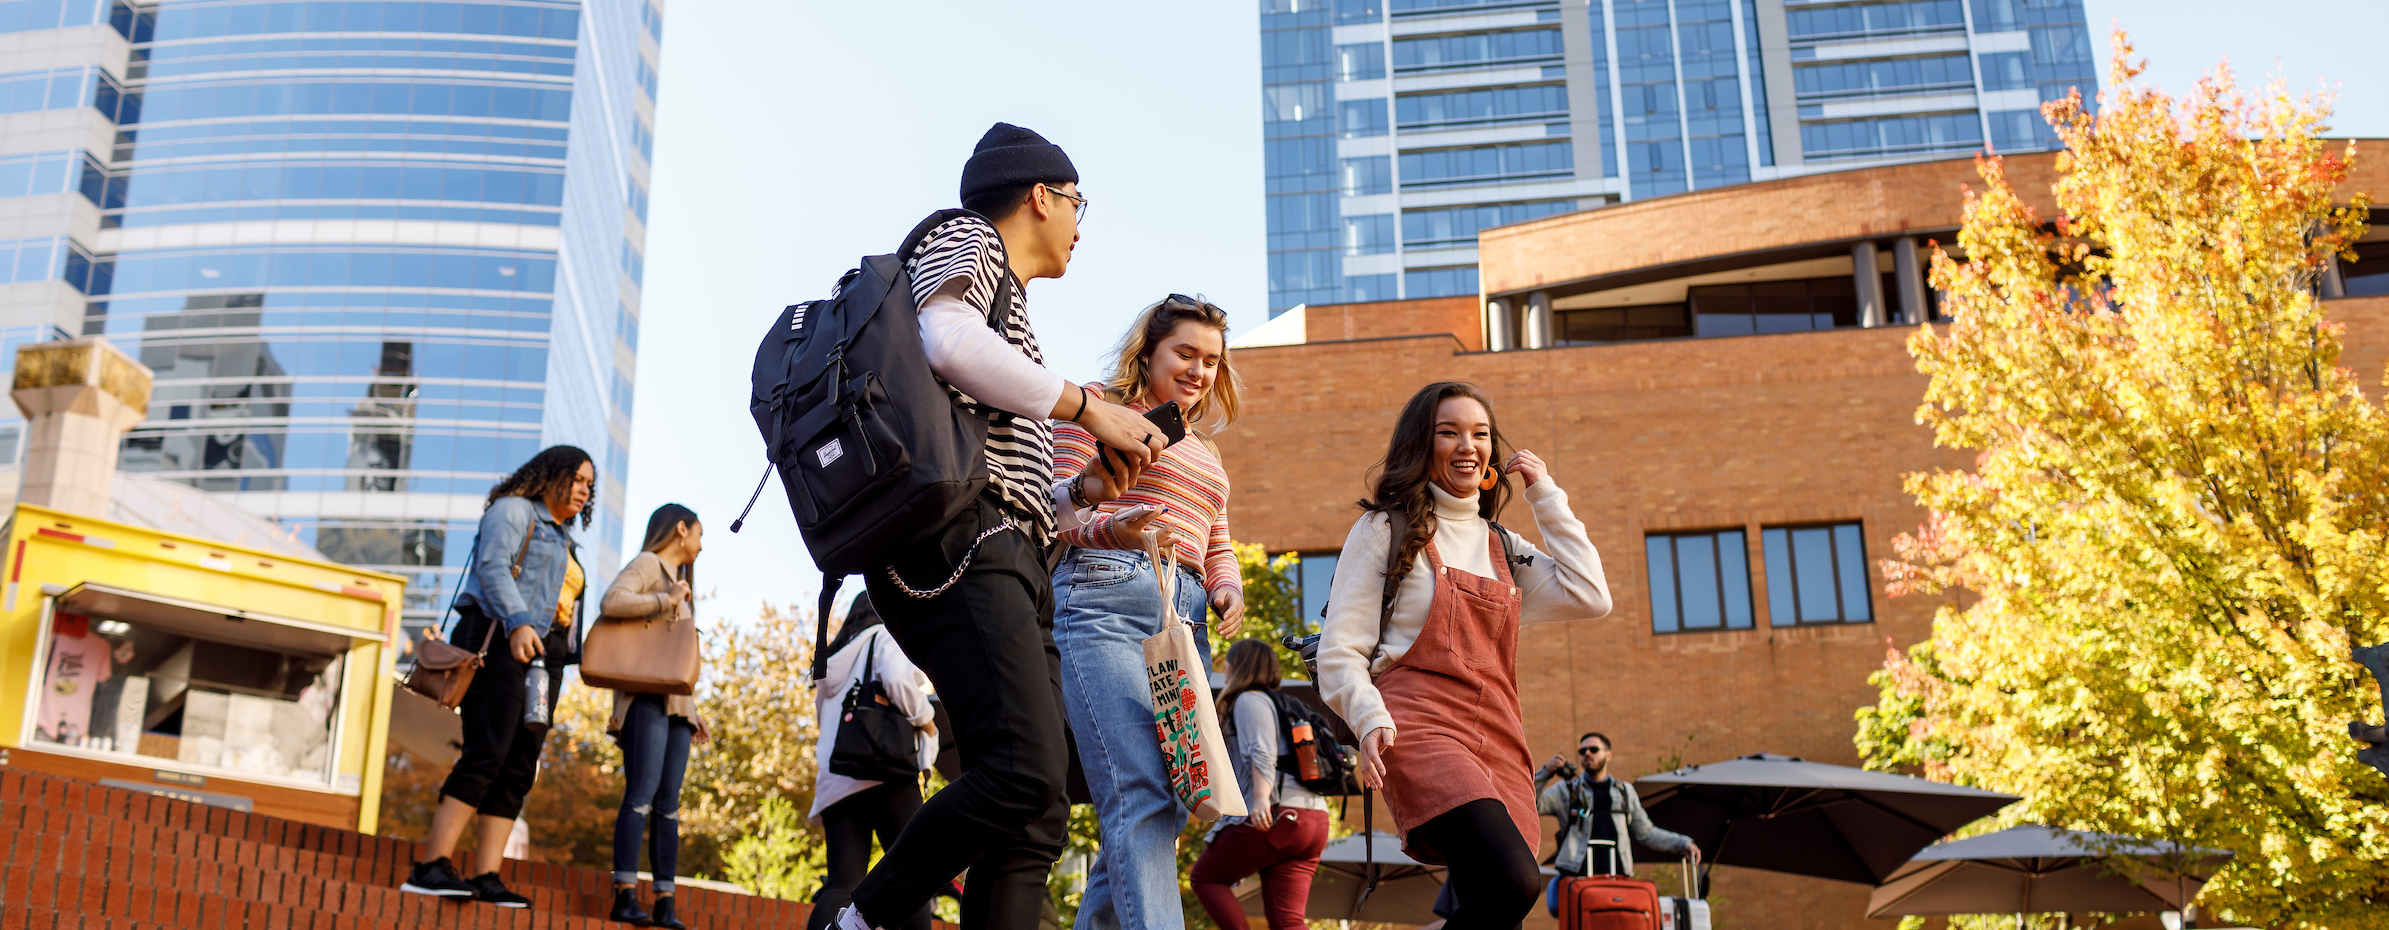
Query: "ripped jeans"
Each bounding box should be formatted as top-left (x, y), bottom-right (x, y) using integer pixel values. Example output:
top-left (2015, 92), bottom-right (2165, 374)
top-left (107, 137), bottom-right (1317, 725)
top-left (613, 693), bottom-right (693, 891)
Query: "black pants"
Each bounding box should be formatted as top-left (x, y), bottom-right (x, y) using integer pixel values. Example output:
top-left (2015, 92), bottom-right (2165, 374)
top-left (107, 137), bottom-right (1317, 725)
top-left (438, 607), bottom-right (564, 821)
top-left (807, 784), bottom-right (933, 930)
top-left (851, 496), bottom-right (1068, 930)
top-left (1409, 799), bottom-right (1541, 930)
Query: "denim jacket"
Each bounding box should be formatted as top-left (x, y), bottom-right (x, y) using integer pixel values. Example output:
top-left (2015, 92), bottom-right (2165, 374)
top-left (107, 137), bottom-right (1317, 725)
top-left (456, 495), bottom-right (581, 640)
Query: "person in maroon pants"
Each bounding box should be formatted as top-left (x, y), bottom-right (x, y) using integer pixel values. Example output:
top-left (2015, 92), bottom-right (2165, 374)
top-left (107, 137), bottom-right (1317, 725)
top-left (1190, 640), bottom-right (1332, 930)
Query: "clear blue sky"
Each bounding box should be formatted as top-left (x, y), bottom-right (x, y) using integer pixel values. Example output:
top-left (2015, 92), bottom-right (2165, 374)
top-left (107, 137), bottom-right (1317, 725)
top-left (626, 0), bottom-right (2389, 625)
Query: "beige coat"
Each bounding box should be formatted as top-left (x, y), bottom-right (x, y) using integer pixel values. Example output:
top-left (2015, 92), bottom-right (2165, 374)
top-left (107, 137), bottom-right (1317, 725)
top-left (601, 550), bottom-right (703, 732)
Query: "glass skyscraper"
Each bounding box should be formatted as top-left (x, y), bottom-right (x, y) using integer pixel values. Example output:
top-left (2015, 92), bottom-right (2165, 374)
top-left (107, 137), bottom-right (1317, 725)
top-left (1261, 0), bottom-right (2096, 313)
top-left (0, 0), bottom-right (657, 642)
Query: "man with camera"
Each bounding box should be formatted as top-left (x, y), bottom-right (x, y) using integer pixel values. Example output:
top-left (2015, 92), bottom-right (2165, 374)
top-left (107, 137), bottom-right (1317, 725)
top-left (1533, 732), bottom-right (1700, 913)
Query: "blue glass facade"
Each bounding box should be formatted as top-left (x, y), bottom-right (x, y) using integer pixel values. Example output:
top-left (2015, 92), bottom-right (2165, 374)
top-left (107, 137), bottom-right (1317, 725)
top-left (1262, 0), bottom-right (1341, 312)
top-left (1260, 0), bottom-right (2096, 311)
top-left (0, 0), bottom-right (658, 639)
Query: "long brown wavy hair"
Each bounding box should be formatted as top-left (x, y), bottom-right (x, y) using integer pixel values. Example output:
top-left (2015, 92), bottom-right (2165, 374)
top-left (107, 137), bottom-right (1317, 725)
top-left (1216, 638), bottom-right (1283, 713)
top-left (1358, 382), bottom-right (1513, 583)
top-left (1101, 294), bottom-right (1243, 431)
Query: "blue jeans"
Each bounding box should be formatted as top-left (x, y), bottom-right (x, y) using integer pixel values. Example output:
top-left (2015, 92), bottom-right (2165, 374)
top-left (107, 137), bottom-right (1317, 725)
top-left (1053, 547), bottom-right (1211, 930)
top-left (613, 693), bottom-right (693, 892)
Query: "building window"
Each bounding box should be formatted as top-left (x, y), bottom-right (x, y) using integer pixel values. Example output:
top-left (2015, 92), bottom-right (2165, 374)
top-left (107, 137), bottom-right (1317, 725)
top-left (1646, 529), bottom-right (1754, 634)
top-left (1798, 111), bottom-right (1983, 160)
top-left (1395, 84), bottom-right (1568, 131)
top-left (1784, 0), bottom-right (1965, 42)
top-left (1392, 28), bottom-right (1565, 72)
top-left (1343, 214), bottom-right (1396, 254)
top-left (1687, 277), bottom-right (1863, 336)
top-left (1344, 273), bottom-right (1398, 303)
top-left (1337, 42), bottom-right (1385, 81)
top-left (1340, 98), bottom-right (1389, 137)
top-left (1794, 54), bottom-right (1976, 100)
top-left (1400, 200), bottom-right (1575, 250)
top-left (1558, 304), bottom-right (1690, 344)
top-left (1341, 155), bottom-right (1393, 195)
top-left (1761, 523), bottom-right (1873, 626)
top-left (1399, 140), bottom-right (1573, 187)
top-left (1335, 0), bottom-right (1383, 24)
top-left (1404, 265), bottom-right (1478, 299)
top-left (1978, 51), bottom-right (2031, 91)
top-left (1293, 550), bottom-right (1341, 626)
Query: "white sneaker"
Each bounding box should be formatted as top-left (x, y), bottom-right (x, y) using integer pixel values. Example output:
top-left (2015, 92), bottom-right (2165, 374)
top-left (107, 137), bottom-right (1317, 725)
top-left (837, 904), bottom-right (882, 930)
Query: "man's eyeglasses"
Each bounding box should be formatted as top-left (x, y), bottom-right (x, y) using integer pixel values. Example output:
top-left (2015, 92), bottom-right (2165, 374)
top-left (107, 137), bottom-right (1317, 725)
top-left (1043, 184), bottom-right (1089, 223)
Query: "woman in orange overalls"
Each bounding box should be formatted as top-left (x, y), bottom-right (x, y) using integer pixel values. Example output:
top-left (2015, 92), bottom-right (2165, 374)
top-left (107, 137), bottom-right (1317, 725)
top-left (1316, 382), bottom-right (1615, 930)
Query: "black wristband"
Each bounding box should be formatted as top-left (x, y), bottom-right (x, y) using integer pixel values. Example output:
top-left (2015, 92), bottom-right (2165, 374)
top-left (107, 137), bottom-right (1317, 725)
top-left (1066, 384), bottom-right (1090, 422)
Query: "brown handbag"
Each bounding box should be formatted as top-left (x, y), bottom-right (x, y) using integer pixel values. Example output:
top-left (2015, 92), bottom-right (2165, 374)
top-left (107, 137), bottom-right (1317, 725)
top-left (403, 528), bottom-right (534, 709)
top-left (580, 561), bottom-right (701, 695)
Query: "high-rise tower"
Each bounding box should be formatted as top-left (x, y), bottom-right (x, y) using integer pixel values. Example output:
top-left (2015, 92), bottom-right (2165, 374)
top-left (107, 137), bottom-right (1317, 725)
top-left (1261, 0), bottom-right (2096, 313)
top-left (0, 0), bottom-right (660, 641)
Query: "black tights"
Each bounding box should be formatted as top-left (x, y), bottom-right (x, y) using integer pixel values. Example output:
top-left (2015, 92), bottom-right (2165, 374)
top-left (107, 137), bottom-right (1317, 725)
top-left (1410, 799), bottom-right (1541, 930)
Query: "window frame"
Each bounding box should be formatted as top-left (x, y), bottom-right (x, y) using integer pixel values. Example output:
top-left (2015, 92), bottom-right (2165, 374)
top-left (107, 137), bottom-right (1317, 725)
top-left (1760, 521), bottom-right (1875, 626)
top-left (1644, 527), bottom-right (1755, 635)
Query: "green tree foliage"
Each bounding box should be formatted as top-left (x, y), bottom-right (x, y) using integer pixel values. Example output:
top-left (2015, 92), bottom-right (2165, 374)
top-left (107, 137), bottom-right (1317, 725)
top-left (1856, 32), bottom-right (2386, 926)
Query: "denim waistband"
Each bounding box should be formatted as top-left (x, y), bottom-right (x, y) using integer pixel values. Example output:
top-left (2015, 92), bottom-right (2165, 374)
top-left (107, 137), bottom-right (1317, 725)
top-left (1069, 545), bottom-right (1203, 580)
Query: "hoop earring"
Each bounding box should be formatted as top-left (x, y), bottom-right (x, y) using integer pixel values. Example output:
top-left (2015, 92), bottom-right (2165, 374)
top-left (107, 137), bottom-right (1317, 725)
top-left (1480, 465), bottom-right (1501, 491)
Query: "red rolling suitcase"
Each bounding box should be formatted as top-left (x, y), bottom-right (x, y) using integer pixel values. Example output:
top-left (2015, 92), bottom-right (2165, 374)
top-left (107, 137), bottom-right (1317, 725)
top-left (1557, 875), bottom-right (1662, 930)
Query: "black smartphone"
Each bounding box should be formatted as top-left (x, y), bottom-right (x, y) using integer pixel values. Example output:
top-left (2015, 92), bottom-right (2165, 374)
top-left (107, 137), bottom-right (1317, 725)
top-left (1099, 401), bottom-right (1188, 477)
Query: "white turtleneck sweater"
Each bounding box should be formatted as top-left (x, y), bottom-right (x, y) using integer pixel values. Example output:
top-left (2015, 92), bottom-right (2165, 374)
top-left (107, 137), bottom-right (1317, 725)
top-left (1317, 478), bottom-right (1613, 739)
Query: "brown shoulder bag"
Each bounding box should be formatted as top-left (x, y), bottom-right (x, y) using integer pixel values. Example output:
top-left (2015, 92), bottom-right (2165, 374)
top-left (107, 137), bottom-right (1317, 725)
top-left (403, 528), bottom-right (533, 709)
top-left (580, 558), bottom-right (701, 695)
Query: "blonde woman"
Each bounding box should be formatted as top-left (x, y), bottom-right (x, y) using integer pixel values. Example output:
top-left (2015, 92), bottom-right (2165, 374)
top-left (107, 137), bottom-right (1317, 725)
top-left (1048, 294), bottom-right (1246, 930)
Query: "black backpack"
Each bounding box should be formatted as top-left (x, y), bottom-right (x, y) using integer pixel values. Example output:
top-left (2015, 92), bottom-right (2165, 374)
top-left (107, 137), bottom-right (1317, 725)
top-left (1266, 691), bottom-right (1361, 796)
top-left (731, 209), bottom-right (1012, 678)
top-left (827, 630), bottom-right (922, 783)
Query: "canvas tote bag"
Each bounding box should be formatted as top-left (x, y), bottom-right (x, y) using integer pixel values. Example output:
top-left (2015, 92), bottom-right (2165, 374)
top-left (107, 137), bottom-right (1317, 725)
top-left (580, 558), bottom-right (702, 694)
top-left (1140, 529), bottom-right (1248, 821)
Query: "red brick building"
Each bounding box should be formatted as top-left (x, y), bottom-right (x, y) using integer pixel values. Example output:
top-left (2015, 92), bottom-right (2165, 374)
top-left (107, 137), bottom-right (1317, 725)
top-left (1214, 148), bottom-right (2389, 928)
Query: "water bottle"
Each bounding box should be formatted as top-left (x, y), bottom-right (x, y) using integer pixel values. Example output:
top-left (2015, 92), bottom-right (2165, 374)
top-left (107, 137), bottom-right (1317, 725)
top-left (522, 665), bottom-right (551, 729)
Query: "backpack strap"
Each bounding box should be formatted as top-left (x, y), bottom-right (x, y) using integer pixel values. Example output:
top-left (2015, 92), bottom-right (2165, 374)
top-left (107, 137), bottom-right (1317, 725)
top-left (898, 208), bottom-right (1014, 329)
top-left (1486, 520), bottom-right (1533, 579)
top-left (811, 573), bottom-right (844, 683)
top-left (1376, 508), bottom-right (1410, 643)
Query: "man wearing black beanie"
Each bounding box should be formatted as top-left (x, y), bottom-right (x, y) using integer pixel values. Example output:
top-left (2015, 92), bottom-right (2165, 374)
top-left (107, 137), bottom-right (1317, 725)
top-left (825, 123), bottom-right (1168, 930)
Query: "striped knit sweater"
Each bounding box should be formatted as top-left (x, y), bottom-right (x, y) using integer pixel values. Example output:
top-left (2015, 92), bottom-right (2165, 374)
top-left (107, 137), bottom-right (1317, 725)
top-left (1052, 407), bottom-right (1241, 596)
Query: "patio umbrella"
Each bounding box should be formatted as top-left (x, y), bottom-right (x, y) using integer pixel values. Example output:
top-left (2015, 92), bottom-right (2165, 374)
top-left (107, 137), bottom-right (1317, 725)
top-left (1866, 824), bottom-right (2233, 918)
top-left (1637, 753), bottom-right (2020, 885)
top-left (1236, 830), bottom-right (1445, 924)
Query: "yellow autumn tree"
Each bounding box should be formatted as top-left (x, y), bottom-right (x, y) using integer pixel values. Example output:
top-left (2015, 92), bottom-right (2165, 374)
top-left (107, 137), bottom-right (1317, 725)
top-left (1856, 32), bottom-right (2387, 926)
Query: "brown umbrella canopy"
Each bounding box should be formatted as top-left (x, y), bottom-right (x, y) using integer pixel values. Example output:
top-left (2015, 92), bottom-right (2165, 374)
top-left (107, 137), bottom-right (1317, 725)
top-left (1637, 754), bottom-right (2020, 885)
top-left (1866, 824), bottom-right (2233, 918)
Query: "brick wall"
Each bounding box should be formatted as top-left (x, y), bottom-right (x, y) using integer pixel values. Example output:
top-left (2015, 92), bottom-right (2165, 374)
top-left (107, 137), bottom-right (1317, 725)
top-left (1302, 296), bottom-right (1485, 351)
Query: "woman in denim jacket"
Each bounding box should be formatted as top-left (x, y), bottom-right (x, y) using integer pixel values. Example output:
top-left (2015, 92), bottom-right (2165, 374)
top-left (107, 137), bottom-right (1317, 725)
top-left (401, 445), bottom-right (596, 907)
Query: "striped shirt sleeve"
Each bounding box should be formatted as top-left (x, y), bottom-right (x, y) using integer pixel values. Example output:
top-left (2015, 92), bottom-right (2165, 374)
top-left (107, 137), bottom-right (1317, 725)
top-left (1205, 506), bottom-right (1240, 596)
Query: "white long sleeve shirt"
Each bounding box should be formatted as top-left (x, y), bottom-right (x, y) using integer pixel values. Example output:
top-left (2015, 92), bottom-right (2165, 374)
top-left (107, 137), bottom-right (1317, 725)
top-left (1316, 479), bottom-right (1613, 739)
top-left (917, 278), bottom-right (1064, 420)
top-left (810, 627), bottom-right (937, 822)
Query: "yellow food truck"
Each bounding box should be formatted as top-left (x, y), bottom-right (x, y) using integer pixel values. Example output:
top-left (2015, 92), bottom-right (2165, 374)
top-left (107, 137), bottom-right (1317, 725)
top-left (0, 502), bottom-right (405, 833)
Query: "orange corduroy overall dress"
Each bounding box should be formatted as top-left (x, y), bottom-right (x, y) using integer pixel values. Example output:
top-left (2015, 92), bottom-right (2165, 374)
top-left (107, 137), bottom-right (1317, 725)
top-left (1375, 531), bottom-right (1537, 864)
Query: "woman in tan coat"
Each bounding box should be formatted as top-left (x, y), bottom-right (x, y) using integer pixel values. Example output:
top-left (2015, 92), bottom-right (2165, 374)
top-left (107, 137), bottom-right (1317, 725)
top-left (602, 503), bottom-right (710, 928)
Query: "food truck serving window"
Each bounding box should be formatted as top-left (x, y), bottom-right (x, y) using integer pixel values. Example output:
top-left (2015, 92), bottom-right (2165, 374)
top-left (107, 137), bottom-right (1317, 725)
top-left (25, 584), bottom-right (374, 790)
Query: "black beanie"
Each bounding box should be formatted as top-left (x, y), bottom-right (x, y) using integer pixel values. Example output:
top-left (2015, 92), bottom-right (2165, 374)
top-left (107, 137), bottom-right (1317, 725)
top-left (959, 122), bottom-right (1079, 203)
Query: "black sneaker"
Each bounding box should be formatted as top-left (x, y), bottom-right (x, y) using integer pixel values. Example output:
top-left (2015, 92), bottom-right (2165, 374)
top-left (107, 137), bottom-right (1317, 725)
top-left (399, 858), bottom-right (475, 898)
top-left (468, 872), bottom-right (532, 908)
top-left (610, 886), bottom-right (653, 926)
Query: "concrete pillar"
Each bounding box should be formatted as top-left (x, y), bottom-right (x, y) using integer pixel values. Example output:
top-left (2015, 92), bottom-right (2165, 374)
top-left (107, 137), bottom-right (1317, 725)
top-left (1853, 242), bottom-right (1886, 328)
top-left (1485, 297), bottom-right (1514, 352)
top-left (1893, 237), bottom-right (1928, 324)
top-left (2322, 254), bottom-right (2347, 299)
top-left (10, 337), bottom-right (153, 517)
top-left (1525, 291), bottom-right (1555, 349)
